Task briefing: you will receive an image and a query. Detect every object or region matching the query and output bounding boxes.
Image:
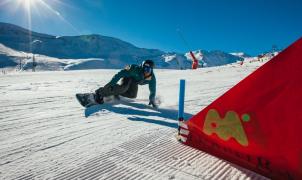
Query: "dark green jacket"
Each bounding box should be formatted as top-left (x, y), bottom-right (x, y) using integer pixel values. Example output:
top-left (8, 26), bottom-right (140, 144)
top-left (109, 65), bottom-right (156, 101)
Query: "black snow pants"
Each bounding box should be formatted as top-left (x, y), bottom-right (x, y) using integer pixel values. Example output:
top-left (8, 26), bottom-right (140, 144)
top-left (96, 77), bottom-right (138, 99)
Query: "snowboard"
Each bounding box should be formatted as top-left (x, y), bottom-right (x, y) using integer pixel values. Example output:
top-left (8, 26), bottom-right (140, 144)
top-left (76, 93), bottom-right (122, 117)
top-left (76, 93), bottom-right (159, 117)
top-left (76, 93), bottom-right (101, 108)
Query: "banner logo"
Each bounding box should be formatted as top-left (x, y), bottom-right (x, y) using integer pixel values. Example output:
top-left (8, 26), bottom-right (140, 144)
top-left (203, 109), bottom-right (250, 146)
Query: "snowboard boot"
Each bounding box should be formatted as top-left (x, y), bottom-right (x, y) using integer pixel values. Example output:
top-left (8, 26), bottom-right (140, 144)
top-left (76, 93), bottom-right (89, 107)
top-left (84, 93), bottom-right (99, 107)
top-left (76, 93), bottom-right (100, 107)
top-left (94, 93), bottom-right (104, 104)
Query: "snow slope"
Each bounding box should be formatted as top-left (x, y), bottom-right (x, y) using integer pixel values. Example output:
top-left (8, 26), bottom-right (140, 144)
top-left (0, 43), bottom-right (68, 71)
top-left (0, 42), bottom-right (244, 71)
top-left (0, 62), bottom-right (269, 179)
top-left (0, 43), bottom-right (118, 71)
top-left (230, 52), bottom-right (251, 58)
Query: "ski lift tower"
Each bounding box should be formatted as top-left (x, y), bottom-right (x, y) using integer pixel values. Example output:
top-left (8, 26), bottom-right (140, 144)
top-left (177, 29), bottom-right (199, 69)
top-left (32, 55), bottom-right (37, 72)
top-left (31, 40), bottom-right (42, 72)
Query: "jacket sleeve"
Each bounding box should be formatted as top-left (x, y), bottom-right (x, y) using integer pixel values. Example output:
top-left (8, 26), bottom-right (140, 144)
top-left (148, 75), bottom-right (156, 101)
top-left (109, 69), bottom-right (130, 86)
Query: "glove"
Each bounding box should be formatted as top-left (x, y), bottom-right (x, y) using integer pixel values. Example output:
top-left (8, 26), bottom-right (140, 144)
top-left (148, 99), bottom-right (158, 109)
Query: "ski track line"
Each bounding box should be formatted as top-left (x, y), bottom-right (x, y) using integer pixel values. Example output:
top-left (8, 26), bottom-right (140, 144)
top-left (217, 165), bottom-right (246, 180)
top-left (149, 134), bottom-right (264, 179)
top-left (0, 97), bottom-right (72, 113)
top-left (60, 160), bottom-right (116, 180)
top-left (0, 112), bottom-right (83, 141)
top-left (0, 118), bottom-right (122, 157)
top-left (86, 165), bottom-right (129, 180)
top-left (1, 100), bottom-right (105, 131)
top-left (200, 157), bottom-right (222, 178)
top-left (7, 119), bottom-right (163, 179)
top-left (139, 136), bottom-right (184, 160)
top-left (0, 129), bottom-right (99, 166)
top-left (0, 102), bottom-right (78, 120)
top-left (209, 160), bottom-right (229, 179)
top-left (30, 127), bottom-right (264, 179)
top-left (142, 138), bottom-right (207, 178)
top-left (1, 68), bottom-right (270, 180)
top-left (0, 104), bottom-right (78, 125)
top-left (54, 150), bottom-right (123, 180)
top-left (54, 131), bottom-right (169, 180)
top-left (53, 129), bottom-right (234, 180)
top-left (117, 135), bottom-right (205, 179)
top-left (0, 111), bottom-right (80, 132)
top-left (4, 142), bottom-right (110, 179)
top-left (1, 108), bottom-right (82, 128)
top-left (0, 96), bottom-right (70, 110)
top-left (71, 149), bottom-right (149, 179)
top-left (1, 113), bottom-right (118, 151)
top-left (26, 149), bottom-right (119, 180)
top-left (0, 95), bottom-right (69, 109)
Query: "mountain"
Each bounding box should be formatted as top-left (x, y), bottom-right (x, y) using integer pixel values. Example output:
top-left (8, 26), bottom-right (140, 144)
top-left (0, 22), bottom-right (243, 70)
top-left (0, 22), bottom-right (165, 66)
top-left (185, 50), bottom-right (244, 67)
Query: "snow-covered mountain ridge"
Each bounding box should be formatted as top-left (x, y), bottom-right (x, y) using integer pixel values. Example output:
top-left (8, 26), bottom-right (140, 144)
top-left (0, 22), bottom-right (243, 70)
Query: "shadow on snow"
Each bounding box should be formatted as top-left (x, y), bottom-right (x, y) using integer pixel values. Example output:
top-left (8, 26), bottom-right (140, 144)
top-left (84, 99), bottom-right (193, 129)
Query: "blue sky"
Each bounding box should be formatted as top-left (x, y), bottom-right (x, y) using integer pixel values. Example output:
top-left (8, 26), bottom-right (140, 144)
top-left (0, 0), bottom-right (301, 55)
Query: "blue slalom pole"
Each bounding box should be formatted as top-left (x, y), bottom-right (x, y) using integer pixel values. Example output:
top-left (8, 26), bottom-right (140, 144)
top-left (178, 79), bottom-right (186, 121)
top-left (178, 79), bottom-right (186, 138)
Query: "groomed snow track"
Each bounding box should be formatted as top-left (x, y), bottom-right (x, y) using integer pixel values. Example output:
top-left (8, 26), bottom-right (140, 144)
top-left (0, 67), bottom-right (269, 179)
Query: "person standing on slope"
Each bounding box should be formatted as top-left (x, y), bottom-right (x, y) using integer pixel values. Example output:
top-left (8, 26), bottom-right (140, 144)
top-left (94, 60), bottom-right (158, 108)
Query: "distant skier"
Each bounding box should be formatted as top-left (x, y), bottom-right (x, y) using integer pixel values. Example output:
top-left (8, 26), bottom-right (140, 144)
top-left (76, 60), bottom-right (157, 108)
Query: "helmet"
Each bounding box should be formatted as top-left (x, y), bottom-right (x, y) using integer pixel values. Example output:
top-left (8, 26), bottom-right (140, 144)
top-left (141, 60), bottom-right (154, 74)
top-left (141, 60), bottom-right (155, 68)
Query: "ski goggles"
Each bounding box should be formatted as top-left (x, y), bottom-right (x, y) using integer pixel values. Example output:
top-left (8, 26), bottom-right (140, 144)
top-left (143, 66), bottom-right (152, 74)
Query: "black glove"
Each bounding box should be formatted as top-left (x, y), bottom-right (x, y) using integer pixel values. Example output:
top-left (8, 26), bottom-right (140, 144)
top-left (148, 99), bottom-right (158, 109)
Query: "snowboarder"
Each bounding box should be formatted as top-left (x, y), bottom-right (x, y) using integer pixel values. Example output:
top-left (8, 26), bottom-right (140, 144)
top-left (77, 60), bottom-right (157, 108)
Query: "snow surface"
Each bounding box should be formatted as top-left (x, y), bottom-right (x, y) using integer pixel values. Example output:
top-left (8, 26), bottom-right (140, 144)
top-left (0, 62), bottom-right (269, 180)
top-left (229, 52), bottom-right (251, 58)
